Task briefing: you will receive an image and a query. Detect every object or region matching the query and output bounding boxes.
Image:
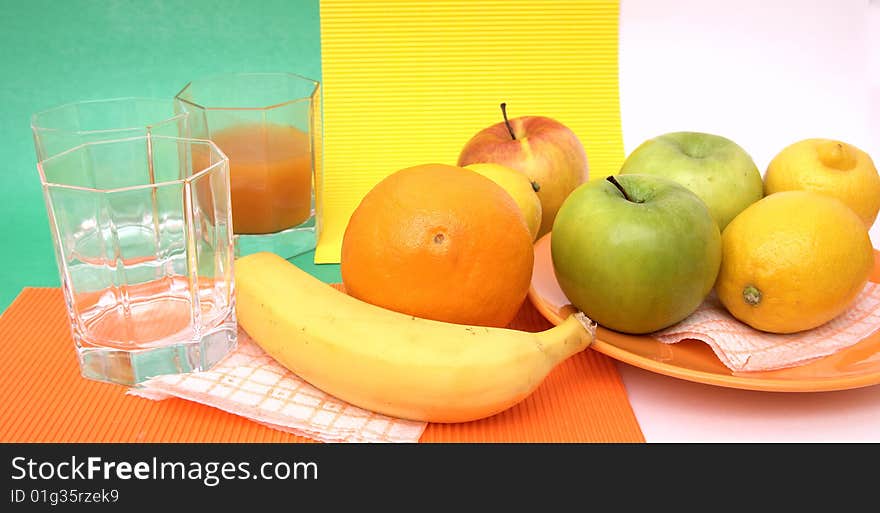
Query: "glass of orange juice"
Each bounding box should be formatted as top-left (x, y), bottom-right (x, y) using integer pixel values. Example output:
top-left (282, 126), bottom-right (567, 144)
top-left (175, 72), bottom-right (322, 259)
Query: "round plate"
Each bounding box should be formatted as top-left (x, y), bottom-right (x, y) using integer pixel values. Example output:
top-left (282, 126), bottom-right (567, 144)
top-left (528, 232), bottom-right (880, 392)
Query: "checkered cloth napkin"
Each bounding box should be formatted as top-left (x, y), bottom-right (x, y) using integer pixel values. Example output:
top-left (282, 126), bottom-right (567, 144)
top-left (128, 329), bottom-right (427, 443)
top-left (653, 282), bottom-right (880, 372)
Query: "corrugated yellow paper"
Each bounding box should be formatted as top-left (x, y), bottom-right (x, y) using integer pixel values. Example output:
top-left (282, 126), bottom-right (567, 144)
top-left (316, 0), bottom-right (623, 263)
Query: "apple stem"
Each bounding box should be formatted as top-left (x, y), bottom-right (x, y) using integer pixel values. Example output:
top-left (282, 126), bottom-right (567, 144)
top-left (500, 102), bottom-right (516, 140)
top-left (606, 175), bottom-right (634, 202)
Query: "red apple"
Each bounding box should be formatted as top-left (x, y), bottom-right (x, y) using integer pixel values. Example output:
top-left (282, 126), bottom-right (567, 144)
top-left (457, 104), bottom-right (589, 237)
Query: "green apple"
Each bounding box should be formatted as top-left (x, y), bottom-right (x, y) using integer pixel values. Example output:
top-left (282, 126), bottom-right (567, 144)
top-left (618, 131), bottom-right (763, 230)
top-left (551, 174), bottom-right (721, 334)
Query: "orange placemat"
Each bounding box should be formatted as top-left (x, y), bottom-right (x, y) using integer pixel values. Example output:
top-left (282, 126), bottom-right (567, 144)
top-left (0, 287), bottom-right (644, 443)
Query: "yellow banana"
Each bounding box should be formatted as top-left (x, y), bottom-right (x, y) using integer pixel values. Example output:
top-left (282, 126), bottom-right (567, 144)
top-left (234, 252), bottom-right (596, 423)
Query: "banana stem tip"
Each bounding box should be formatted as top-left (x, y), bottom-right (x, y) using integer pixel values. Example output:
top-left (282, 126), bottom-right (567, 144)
top-left (573, 311), bottom-right (597, 343)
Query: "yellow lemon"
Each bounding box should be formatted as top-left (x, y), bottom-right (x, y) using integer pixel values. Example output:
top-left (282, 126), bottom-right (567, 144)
top-left (465, 162), bottom-right (543, 240)
top-left (716, 190), bottom-right (874, 334)
top-left (764, 138), bottom-right (880, 227)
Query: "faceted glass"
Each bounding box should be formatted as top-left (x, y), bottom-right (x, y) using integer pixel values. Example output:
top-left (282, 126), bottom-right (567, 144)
top-left (175, 72), bottom-right (322, 259)
top-left (37, 135), bottom-right (237, 386)
top-left (31, 97), bottom-right (187, 160)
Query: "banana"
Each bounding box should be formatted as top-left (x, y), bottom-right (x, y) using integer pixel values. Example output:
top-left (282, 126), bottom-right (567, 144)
top-left (234, 252), bottom-right (596, 423)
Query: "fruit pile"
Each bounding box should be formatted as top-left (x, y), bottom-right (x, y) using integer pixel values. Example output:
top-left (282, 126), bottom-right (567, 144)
top-left (553, 134), bottom-right (878, 335)
top-left (235, 102), bottom-right (880, 424)
top-left (340, 103), bottom-right (589, 329)
top-left (235, 103), bottom-right (596, 423)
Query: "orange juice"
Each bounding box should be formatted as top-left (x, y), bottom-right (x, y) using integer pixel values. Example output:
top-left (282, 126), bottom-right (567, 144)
top-left (210, 123), bottom-right (312, 234)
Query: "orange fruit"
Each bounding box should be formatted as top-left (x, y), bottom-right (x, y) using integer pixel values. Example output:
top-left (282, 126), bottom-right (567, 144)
top-left (341, 163), bottom-right (534, 327)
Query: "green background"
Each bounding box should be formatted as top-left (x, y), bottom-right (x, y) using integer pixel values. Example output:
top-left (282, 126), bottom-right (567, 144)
top-left (0, 0), bottom-right (339, 313)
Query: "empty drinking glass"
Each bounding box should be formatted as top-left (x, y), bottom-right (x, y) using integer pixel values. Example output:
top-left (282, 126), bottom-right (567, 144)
top-left (37, 134), bottom-right (237, 386)
top-left (31, 97), bottom-right (187, 160)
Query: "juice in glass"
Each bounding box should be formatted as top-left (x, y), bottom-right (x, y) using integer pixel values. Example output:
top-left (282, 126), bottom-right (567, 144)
top-left (210, 123), bottom-right (313, 234)
top-left (175, 72), bottom-right (321, 258)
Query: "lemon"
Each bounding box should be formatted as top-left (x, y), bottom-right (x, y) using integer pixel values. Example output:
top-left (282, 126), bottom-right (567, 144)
top-left (716, 190), bottom-right (874, 334)
top-left (764, 138), bottom-right (880, 227)
top-left (465, 163), bottom-right (543, 240)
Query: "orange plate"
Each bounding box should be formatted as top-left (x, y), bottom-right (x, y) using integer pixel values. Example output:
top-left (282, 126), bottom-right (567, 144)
top-left (528, 233), bottom-right (880, 392)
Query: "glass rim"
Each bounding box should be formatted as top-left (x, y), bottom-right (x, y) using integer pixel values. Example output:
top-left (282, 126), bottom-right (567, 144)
top-left (30, 97), bottom-right (186, 134)
top-left (174, 71), bottom-right (320, 111)
top-left (38, 134), bottom-right (229, 194)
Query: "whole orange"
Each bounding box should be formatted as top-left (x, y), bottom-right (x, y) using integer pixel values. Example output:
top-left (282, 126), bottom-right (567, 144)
top-left (341, 163), bottom-right (535, 328)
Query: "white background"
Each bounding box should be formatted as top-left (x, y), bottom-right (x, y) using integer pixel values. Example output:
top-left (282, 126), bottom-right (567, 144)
top-left (617, 0), bottom-right (880, 441)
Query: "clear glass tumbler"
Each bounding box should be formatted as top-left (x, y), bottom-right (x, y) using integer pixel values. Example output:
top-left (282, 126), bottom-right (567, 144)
top-left (175, 72), bottom-right (322, 259)
top-left (37, 135), bottom-right (237, 386)
top-left (31, 97), bottom-right (187, 160)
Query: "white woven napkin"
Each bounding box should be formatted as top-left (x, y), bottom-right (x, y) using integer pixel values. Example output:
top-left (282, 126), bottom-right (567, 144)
top-left (128, 329), bottom-right (427, 443)
top-left (653, 283), bottom-right (880, 372)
